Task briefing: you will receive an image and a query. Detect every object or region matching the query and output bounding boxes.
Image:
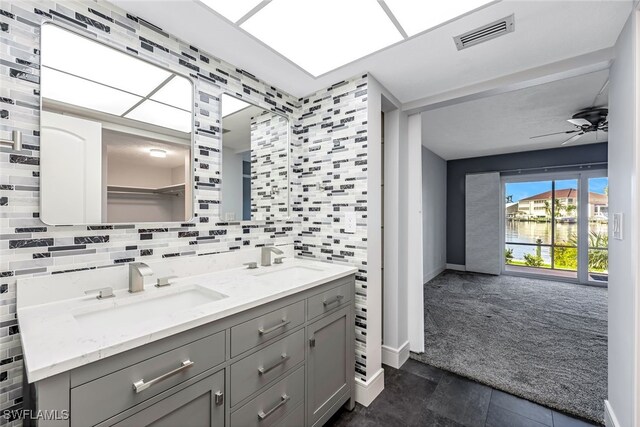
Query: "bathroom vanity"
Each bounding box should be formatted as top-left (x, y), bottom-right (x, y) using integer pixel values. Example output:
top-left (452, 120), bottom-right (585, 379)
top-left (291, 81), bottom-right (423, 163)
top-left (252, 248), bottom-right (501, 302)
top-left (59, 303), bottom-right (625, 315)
top-left (18, 257), bottom-right (356, 427)
top-left (17, 15), bottom-right (357, 427)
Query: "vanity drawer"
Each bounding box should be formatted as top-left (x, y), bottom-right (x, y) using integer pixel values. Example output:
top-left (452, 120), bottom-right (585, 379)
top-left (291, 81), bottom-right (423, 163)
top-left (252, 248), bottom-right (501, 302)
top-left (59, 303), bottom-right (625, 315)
top-left (70, 331), bottom-right (225, 427)
top-left (231, 301), bottom-right (304, 357)
top-left (307, 281), bottom-right (352, 320)
top-left (230, 366), bottom-right (304, 427)
top-left (230, 329), bottom-right (304, 406)
top-left (275, 403), bottom-right (304, 427)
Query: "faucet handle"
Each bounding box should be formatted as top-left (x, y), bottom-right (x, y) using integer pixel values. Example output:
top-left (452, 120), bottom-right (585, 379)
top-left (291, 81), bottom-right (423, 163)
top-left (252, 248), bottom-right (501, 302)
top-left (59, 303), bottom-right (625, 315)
top-left (156, 276), bottom-right (178, 287)
top-left (85, 287), bottom-right (115, 300)
top-left (244, 262), bottom-right (258, 270)
top-left (274, 257), bottom-right (285, 265)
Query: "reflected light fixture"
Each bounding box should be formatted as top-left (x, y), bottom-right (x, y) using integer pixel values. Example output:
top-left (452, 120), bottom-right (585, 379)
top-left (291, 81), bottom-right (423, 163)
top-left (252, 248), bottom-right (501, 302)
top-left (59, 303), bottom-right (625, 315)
top-left (149, 149), bottom-right (167, 158)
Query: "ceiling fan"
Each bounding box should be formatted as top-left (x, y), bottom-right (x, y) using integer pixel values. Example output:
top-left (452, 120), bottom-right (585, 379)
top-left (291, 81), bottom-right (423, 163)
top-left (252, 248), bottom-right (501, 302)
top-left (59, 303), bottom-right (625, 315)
top-left (530, 107), bottom-right (608, 146)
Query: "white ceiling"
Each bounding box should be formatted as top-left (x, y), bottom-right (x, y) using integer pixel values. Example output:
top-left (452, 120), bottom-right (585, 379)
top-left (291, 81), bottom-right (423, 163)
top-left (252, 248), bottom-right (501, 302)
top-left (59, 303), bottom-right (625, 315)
top-left (421, 69), bottom-right (609, 160)
top-left (112, 0), bottom-right (632, 102)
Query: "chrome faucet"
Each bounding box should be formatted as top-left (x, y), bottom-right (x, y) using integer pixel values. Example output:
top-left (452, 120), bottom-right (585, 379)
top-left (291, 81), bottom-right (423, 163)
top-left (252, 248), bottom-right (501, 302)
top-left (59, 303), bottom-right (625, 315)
top-left (261, 246), bottom-right (284, 267)
top-left (129, 262), bottom-right (153, 293)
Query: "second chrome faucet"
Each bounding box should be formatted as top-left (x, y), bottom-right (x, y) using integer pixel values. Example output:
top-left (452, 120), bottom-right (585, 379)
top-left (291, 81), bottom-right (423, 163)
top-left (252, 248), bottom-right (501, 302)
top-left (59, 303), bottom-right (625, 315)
top-left (129, 262), bottom-right (153, 293)
top-left (261, 246), bottom-right (284, 267)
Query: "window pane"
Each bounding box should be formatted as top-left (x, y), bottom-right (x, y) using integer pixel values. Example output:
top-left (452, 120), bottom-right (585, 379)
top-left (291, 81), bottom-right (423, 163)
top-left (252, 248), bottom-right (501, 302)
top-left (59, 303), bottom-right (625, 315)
top-left (505, 181), bottom-right (552, 245)
top-left (588, 177), bottom-right (608, 249)
top-left (505, 244), bottom-right (551, 269)
top-left (553, 245), bottom-right (577, 271)
top-left (553, 179), bottom-right (578, 248)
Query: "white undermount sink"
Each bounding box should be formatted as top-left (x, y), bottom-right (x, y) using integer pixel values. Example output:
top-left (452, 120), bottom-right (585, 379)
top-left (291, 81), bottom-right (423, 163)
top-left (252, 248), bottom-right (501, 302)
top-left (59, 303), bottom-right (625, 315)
top-left (252, 265), bottom-right (325, 282)
top-left (73, 285), bottom-right (227, 330)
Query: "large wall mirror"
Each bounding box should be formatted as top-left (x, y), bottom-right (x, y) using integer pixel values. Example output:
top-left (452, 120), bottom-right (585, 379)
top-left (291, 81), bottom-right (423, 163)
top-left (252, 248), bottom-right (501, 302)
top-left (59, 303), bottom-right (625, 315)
top-left (39, 24), bottom-right (194, 225)
top-left (220, 94), bottom-right (290, 221)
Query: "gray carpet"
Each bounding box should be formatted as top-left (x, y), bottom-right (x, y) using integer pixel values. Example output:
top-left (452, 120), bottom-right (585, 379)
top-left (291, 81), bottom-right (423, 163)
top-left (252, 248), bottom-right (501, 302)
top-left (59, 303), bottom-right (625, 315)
top-left (410, 270), bottom-right (607, 424)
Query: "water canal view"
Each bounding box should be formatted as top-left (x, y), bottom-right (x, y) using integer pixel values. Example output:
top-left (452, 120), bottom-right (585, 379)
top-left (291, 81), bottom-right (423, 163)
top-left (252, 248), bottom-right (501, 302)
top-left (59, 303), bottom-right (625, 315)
top-left (504, 177), bottom-right (608, 280)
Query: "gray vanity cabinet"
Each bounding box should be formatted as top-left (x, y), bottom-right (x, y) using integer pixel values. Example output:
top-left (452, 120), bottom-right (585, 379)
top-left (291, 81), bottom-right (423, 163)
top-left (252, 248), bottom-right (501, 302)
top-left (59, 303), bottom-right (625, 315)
top-left (28, 274), bottom-right (355, 427)
top-left (306, 306), bottom-right (353, 427)
top-left (105, 370), bottom-right (225, 427)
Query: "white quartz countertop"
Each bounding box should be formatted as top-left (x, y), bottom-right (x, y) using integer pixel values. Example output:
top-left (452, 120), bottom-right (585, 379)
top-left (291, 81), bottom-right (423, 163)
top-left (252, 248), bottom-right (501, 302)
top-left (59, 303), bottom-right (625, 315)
top-left (17, 258), bottom-right (357, 383)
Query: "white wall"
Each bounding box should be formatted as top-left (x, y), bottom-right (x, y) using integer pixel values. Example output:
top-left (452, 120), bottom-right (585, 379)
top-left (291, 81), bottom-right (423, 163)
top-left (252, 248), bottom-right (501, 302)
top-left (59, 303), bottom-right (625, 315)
top-left (406, 114), bottom-right (424, 353)
top-left (364, 76), bottom-right (384, 397)
top-left (383, 108), bottom-right (402, 351)
top-left (421, 146), bottom-right (447, 283)
top-left (607, 8), bottom-right (638, 427)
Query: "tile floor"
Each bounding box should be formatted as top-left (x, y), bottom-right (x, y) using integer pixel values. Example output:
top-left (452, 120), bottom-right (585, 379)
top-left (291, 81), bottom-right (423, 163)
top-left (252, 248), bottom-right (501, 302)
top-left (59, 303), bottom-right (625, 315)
top-left (327, 360), bottom-right (599, 427)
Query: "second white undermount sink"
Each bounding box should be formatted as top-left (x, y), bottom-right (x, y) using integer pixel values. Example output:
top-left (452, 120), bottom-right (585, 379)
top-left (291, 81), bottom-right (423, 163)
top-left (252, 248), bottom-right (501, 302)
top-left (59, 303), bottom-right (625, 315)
top-left (73, 285), bottom-right (227, 330)
top-left (252, 265), bottom-right (325, 281)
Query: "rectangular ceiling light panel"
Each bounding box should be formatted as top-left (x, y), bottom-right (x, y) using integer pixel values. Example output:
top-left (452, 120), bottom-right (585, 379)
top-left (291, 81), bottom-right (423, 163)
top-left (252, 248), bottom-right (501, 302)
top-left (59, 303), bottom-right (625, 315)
top-left (241, 0), bottom-right (403, 76)
top-left (41, 67), bottom-right (142, 116)
top-left (150, 75), bottom-right (194, 111)
top-left (383, 0), bottom-right (495, 37)
top-left (125, 100), bottom-right (192, 133)
top-left (41, 24), bottom-right (171, 96)
top-left (200, 0), bottom-right (264, 22)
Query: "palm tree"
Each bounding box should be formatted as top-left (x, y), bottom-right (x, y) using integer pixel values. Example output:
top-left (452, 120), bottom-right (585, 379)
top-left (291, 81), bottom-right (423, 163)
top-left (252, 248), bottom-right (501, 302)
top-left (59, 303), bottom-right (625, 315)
top-left (544, 198), bottom-right (566, 219)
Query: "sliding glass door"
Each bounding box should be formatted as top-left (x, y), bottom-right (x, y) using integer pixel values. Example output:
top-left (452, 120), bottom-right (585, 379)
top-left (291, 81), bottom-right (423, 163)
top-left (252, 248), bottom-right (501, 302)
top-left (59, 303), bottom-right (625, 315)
top-left (587, 177), bottom-right (608, 283)
top-left (503, 172), bottom-right (607, 285)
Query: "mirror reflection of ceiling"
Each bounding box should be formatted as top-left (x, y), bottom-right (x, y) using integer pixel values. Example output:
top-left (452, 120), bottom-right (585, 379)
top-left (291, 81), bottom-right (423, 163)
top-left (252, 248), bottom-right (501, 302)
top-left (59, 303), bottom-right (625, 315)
top-left (200, 0), bottom-right (494, 76)
top-left (40, 24), bottom-right (193, 133)
top-left (105, 130), bottom-right (190, 169)
top-left (221, 95), bottom-right (264, 153)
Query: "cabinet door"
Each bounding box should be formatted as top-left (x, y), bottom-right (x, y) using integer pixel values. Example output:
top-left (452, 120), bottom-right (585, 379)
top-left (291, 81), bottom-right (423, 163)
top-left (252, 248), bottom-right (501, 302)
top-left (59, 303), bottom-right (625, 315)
top-left (108, 370), bottom-right (224, 427)
top-left (307, 307), bottom-right (351, 427)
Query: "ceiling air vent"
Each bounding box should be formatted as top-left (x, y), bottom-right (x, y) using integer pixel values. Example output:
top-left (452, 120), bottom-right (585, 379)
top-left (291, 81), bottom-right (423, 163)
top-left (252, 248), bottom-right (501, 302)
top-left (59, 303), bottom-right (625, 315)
top-left (453, 15), bottom-right (515, 51)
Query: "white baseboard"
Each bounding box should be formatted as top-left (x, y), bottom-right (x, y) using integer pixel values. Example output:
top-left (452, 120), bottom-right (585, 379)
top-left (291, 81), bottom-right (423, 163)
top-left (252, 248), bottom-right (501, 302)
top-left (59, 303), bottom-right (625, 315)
top-left (381, 340), bottom-right (410, 369)
top-left (355, 368), bottom-right (385, 407)
top-left (446, 263), bottom-right (466, 271)
top-left (423, 266), bottom-right (445, 284)
top-left (604, 400), bottom-right (621, 427)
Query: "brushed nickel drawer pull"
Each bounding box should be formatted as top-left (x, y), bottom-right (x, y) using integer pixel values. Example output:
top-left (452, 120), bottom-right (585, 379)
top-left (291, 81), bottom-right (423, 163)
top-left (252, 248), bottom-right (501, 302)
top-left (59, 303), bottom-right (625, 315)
top-left (132, 360), bottom-right (194, 393)
top-left (258, 319), bottom-right (290, 335)
top-left (258, 394), bottom-right (290, 420)
top-left (258, 353), bottom-right (290, 375)
top-left (323, 294), bottom-right (344, 307)
top-left (214, 391), bottom-right (224, 405)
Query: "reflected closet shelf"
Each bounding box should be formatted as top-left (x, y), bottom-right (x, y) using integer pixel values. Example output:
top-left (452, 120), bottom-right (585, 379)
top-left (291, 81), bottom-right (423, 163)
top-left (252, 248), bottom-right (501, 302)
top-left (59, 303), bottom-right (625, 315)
top-left (107, 183), bottom-right (186, 197)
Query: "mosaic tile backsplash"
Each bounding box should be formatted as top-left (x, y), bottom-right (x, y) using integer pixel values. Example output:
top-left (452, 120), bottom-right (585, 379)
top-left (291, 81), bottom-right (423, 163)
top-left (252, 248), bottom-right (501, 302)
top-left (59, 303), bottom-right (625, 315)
top-left (0, 1), bottom-right (371, 423)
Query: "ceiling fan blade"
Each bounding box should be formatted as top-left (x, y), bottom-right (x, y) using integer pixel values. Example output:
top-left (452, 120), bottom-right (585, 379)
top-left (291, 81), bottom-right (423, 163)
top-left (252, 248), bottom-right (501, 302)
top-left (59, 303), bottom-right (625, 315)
top-left (530, 129), bottom-right (580, 139)
top-left (561, 132), bottom-right (585, 146)
top-left (567, 118), bottom-right (591, 127)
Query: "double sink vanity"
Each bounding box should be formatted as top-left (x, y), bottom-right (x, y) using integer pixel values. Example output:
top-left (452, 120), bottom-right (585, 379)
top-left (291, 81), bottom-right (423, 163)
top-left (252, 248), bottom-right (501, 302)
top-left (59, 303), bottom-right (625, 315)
top-left (17, 247), bottom-right (356, 427)
top-left (17, 17), bottom-right (357, 427)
